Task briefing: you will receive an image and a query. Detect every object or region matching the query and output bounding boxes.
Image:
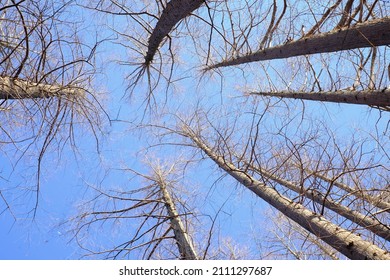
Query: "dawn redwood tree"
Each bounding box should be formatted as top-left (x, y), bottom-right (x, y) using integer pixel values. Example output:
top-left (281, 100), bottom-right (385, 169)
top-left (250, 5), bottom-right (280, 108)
top-left (143, 0), bottom-right (205, 65)
top-left (139, 0), bottom-right (205, 102)
top-left (85, 0), bottom-right (207, 102)
top-left (81, 91), bottom-right (387, 260)
top-left (69, 160), bottom-right (221, 259)
top-left (97, 0), bottom-right (390, 109)
top-left (0, 0), bottom-right (104, 216)
top-left (249, 89), bottom-right (390, 109)
top-left (164, 108), bottom-right (390, 259)
top-left (182, 0), bottom-right (389, 110)
top-left (69, 152), bottom-right (257, 259)
top-left (113, 91), bottom-right (387, 259)
top-left (298, 166), bottom-right (390, 213)
top-left (245, 161), bottom-right (390, 241)
top-left (205, 17), bottom-right (390, 69)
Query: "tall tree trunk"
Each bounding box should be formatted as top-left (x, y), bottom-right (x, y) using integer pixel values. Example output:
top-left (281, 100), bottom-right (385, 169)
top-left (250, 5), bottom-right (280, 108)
top-left (158, 180), bottom-right (199, 260)
top-left (249, 89), bottom-right (390, 108)
top-left (0, 76), bottom-right (81, 100)
top-left (205, 17), bottom-right (390, 70)
top-left (144, 0), bottom-right (204, 64)
top-left (180, 126), bottom-right (390, 260)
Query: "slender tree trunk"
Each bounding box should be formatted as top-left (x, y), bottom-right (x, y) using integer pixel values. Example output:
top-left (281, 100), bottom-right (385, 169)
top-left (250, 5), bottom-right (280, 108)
top-left (249, 89), bottom-right (390, 108)
top-left (158, 181), bottom-right (198, 259)
top-left (0, 76), bottom-right (81, 100)
top-left (304, 168), bottom-right (390, 213)
top-left (145, 0), bottom-right (204, 64)
top-left (181, 126), bottom-right (390, 259)
top-left (246, 163), bottom-right (390, 241)
top-left (205, 17), bottom-right (390, 70)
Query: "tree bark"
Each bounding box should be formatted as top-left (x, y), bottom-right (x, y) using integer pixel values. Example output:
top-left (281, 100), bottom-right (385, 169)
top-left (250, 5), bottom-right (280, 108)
top-left (205, 17), bottom-right (390, 70)
top-left (181, 126), bottom-right (390, 260)
top-left (158, 181), bottom-right (198, 259)
top-left (249, 89), bottom-right (390, 108)
top-left (145, 0), bottom-right (204, 64)
top-left (0, 76), bottom-right (82, 100)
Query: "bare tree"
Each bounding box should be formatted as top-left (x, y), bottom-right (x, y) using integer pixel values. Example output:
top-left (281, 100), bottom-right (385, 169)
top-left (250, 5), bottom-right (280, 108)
top-left (244, 161), bottom-right (390, 241)
top-left (3, 0), bottom-right (389, 261)
top-left (96, 1), bottom-right (390, 110)
top-left (69, 160), bottom-right (202, 259)
top-left (129, 97), bottom-right (387, 260)
top-left (0, 76), bottom-right (86, 100)
top-left (174, 112), bottom-right (389, 259)
top-left (197, 1), bottom-right (390, 109)
top-left (64, 0), bottom-right (390, 260)
top-left (144, 0), bottom-right (205, 65)
top-left (299, 166), bottom-right (390, 213)
top-left (178, 123), bottom-right (389, 259)
top-left (0, 0), bottom-right (105, 216)
top-left (84, 0), bottom-right (207, 105)
top-left (250, 89), bottom-right (390, 109)
top-left (84, 1), bottom-right (390, 109)
top-left (205, 17), bottom-right (390, 70)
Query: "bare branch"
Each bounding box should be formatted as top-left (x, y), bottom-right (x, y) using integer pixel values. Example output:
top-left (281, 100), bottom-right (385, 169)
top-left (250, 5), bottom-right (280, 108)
top-left (179, 124), bottom-right (390, 260)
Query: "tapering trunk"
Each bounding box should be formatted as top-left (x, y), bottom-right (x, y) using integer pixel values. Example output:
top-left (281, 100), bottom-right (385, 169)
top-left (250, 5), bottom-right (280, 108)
top-left (205, 17), bottom-right (390, 70)
top-left (145, 0), bottom-right (204, 64)
top-left (182, 127), bottom-right (390, 260)
top-left (250, 89), bottom-right (390, 108)
top-left (159, 181), bottom-right (198, 259)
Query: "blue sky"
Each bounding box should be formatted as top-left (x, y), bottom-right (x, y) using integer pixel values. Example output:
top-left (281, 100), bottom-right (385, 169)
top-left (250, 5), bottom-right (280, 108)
top-left (1, 1), bottom-right (389, 260)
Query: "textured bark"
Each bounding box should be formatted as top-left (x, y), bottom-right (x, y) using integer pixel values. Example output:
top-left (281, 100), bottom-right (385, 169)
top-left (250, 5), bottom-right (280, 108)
top-left (159, 181), bottom-right (198, 260)
top-left (181, 127), bottom-right (390, 260)
top-left (246, 164), bottom-right (390, 241)
top-left (0, 76), bottom-right (82, 100)
top-left (144, 0), bottom-right (204, 64)
top-left (250, 89), bottom-right (390, 107)
top-left (205, 17), bottom-right (390, 70)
